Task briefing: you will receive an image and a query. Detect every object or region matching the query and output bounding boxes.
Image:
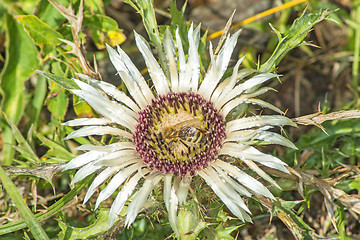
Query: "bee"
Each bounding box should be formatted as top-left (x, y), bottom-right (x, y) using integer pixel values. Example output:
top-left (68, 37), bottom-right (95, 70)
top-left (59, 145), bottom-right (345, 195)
top-left (160, 119), bottom-right (208, 148)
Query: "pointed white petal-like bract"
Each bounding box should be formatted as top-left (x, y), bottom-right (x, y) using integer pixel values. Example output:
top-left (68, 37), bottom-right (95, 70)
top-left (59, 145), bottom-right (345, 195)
top-left (71, 162), bottom-right (103, 184)
top-left (168, 184), bottom-right (179, 236)
top-left (206, 167), bottom-right (251, 213)
top-left (216, 73), bottom-right (277, 109)
top-left (163, 174), bottom-right (172, 211)
top-left (176, 174), bottom-right (191, 205)
top-left (85, 77), bottom-right (141, 113)
top-left (214, 68), bottom-right (256, 109)
top-left (94, 152), bottom-right (139, 167)
top-left (211, 57), bottom-right (243, 103)
top-left (95, 163), bottom-right (141, 209)
top-left (199, 168), bottom-right (249, 222)
top-left (64, 126), bottom-right (132, 140)
top-left (220, 143), bottom-right (289, 173)
top-left (175, 28), bottom-right (186, 93)
top-left (72, 79), bottom-right (138, 126)
top-left (252, 131), bottom-right (298, 149)
top-left (106, 44), bottom-right (150, 109)
top-left (164, 29), bottom-right (179, 93)
top-left (224, 127), bottom-right (297, 149)
top-left (63, 118), bottom-right (113, 126)
top-left (240, 146), bottom-right (289, 173)
top-left (198, 30), bottom-right (242, 100)
top-left (63, 151), bottom-right (106, 171)
top-left (76, 142), bottom-right (135, 152)
top-left (189, 24), bottom-right (201, 92)
top-left (98, 158), bottom-right (139, 169)
top-left (213, 163), bottom-right (252, 197)
top-left (134, 32), bottom-right (170, 95)
top-left (245, 98), bottom-right (284, 114)
top-left (242, 159), bottom-right (281, 189)
top-left (178, 25), bottom-right (194, 92)
top-left (224, 126), bottom-right (273, 143)
top-left (220, 87), bottom-right (274, 117)
top-left (125, 173), bottom-right (162, 227)
top-left (84, 167), bottom-right (116, 204)
top-left (92, 148), bottom-right (136, 162)
top-left (108, 170), bottom-right (148, 226)
top-left (226, 115), bottom-right (296, 134)
top-left (115, 44), bottom-right (155, 104)
top-left (215, 160), bottom-right (275, 199)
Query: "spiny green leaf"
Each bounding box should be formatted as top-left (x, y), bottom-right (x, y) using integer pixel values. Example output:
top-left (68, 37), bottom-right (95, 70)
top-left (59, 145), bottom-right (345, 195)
top-left (214, 224), bottom-right (240, 240)
top-left (3, 114), bottom-right (39, 163)
top-left (36, 70), bottom-right (78, 90)
top-left (169, 0), bottom-right (188, 43)
top-left (274, 199), bottom-right (316, 239)
top-left (260, 9), bottom-right (332, 73)
top-left (35, 132), bottom-right (75, 161)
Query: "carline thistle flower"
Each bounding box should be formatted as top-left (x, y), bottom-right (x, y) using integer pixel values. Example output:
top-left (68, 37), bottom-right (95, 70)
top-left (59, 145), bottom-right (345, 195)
top-left (63, 25), bottom-right (297, 232)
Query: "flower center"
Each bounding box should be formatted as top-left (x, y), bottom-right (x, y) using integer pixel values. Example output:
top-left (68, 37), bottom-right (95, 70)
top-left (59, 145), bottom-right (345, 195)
top-left (133, 92), bottom-right (225, 175)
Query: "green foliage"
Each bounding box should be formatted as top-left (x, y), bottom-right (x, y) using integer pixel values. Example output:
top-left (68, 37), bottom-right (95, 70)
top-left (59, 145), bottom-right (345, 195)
top-left (0, 13), bottom-right (39, 165)
top-left (260, 9), bottom-right (332, 73)
top-left (0, 177), bottom-right (91, 235)
top-left (273, 199), bottom-right (315, 239)
top-left (0, 165), bottom-right (50, 240)
top-left (58, 209), bottom-right (111, 239)
top-left (83, 14), bottom-right (126, 49)
top-left (168, 0), bottom-right (188, 47)
top-left (16, 14), bottom-right (63, 47)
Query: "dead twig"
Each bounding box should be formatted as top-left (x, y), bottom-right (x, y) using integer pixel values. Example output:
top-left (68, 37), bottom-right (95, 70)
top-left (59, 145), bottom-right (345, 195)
top-left (292, 110), bottom-right (360, 133)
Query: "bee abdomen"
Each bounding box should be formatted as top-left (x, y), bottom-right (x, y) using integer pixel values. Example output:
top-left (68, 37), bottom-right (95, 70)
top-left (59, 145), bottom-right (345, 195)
top-left (180, 126), bottom-right (205, 144)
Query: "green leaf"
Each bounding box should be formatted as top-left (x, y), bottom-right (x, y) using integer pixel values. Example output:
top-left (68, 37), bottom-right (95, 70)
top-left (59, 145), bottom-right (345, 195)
top-left (27, 73), bottom-right (47, 130)
top-left (83, 14), bottom-right (126, 49)
top-left (3, 114), bottom-right (39, 163)
top-left (46, 83), bottom-right (69, 121)
top-left (73, 95), bottom-right (94, 118)
top-left (58, 209), bottom-right (111, 239)
top-left (213, 224), bottom-right (239, 240)
top-left (274, 199), bottom-right (316, 239)
top-left (86, 0), bottom-right (105, 14)
top-left (177, 200), bottom-right (208, 239)
top-left (36, 70), bottom-right (78, 90)
top-left (83, 14), bottom-right (119, 31)
top-left (169, 0), bottom-right (188, 43)
top-left (36, 0), bottom-right (67, 29)
top-left (16, 15), bottom-right (63, 47)
top-left (0, 13), bottom-right (39, 165)
top-left (260, 9), bottom-right (332, 73)
top-left (35, 132), bottom-right (75, 162)
top-left (0, 166), bottom-right (49, 240)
